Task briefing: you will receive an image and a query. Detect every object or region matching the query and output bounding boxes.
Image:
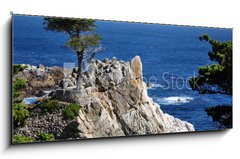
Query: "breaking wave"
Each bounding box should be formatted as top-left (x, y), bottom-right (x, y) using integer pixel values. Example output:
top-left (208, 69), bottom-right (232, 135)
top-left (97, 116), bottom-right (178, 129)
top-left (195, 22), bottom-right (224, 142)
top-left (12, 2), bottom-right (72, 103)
top-left (148, 83), bottom-right (164, 90)
top-left (155, 96), bottom-right (194, 105)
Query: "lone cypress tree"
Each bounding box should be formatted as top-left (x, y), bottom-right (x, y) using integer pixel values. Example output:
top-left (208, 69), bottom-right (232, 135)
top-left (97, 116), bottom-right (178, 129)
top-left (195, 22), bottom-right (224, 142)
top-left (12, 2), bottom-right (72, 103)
top-left (44, 17), bottom-right (102, 90)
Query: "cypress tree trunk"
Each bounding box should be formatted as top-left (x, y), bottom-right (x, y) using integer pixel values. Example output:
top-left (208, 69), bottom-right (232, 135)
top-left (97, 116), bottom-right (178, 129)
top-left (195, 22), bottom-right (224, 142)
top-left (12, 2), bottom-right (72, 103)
top-left (76, 51), bottom-right (84, 91)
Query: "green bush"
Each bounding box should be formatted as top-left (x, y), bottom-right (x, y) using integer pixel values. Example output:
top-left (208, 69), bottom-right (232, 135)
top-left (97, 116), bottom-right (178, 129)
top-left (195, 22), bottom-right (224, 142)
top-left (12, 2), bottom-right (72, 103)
top-left (13, 135), bottom-right (35, 144)
top-left (13, 78), bottom-right (26, 91)
top-left (13, 87), bottom-right (21, 98)
top-left (64, 103), bottom-right (81, 120)
top-left (37, 133), bottom-right (55, 141)
top-left (13, 103), bottom-right (29, 126)
top-left (40, 100), bottom-right (59, 113)
top-left (13, 64), bottom-right (27, 74)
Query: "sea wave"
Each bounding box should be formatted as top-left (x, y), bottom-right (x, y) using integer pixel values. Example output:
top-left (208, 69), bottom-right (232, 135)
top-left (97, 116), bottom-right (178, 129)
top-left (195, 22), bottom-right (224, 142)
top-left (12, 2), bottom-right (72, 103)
top-left (148, 83), bottom-right (164, 89)
top-left (155, 96), bottom-right (194, 105)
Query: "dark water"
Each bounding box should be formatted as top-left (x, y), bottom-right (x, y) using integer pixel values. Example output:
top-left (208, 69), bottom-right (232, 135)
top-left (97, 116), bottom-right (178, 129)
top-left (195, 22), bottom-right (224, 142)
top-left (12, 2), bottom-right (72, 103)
top-left (13, 15), bottom-right (232, 131)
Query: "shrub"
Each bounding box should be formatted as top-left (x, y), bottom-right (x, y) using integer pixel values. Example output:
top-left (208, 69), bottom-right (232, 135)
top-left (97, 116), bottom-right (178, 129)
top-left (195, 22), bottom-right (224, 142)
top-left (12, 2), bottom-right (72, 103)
top-left (13, 135), bottom-right (35, 144)
top-left (40, 100), bottom-right (59, 113)
top-left (13, 64), bottom-right (27, 74)
top-left (37, 133), bottom-right (55, 141)
top-left (13, 87), bottom-right (21, 98)
top-left (64, 103), bottom-right (81, 120)
top-left (13, 78), bottom-right (26, 91)
top-left (13, 103), bottom-right (29, 127)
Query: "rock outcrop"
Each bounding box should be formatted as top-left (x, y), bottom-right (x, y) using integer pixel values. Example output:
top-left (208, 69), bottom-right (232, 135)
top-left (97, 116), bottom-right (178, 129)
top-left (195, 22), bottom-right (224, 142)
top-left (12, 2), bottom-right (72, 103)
top-left (53, 56), bottom-right (194, 138)
top-left (13, 65), bottom-right (64, 97)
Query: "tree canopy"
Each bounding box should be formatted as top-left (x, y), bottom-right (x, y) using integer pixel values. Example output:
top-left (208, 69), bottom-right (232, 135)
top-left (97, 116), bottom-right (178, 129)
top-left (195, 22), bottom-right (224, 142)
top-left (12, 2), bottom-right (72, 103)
top-left (189, 34), bottom-right (232, 95)
top-left (44, 18), bottom-right (96, 36)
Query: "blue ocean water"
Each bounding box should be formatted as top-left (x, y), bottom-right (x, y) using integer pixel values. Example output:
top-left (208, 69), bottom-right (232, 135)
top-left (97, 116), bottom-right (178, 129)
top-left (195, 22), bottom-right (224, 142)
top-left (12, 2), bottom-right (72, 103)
top-left (13, 15), bottom-right (232, 131)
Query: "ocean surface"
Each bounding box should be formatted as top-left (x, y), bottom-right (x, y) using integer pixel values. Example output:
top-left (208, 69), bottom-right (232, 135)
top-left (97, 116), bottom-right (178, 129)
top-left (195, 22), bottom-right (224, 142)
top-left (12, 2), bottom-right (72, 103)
top-left (13, 15), bottom-right (232, 131)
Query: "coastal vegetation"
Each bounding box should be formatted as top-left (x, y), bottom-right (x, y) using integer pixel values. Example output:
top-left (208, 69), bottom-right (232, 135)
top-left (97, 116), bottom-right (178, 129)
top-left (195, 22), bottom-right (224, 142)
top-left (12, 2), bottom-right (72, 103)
top-left (36, 133), bottom-right (55, 141)
top-left (40, 99), bottom-right (59, 113)
top-left (13, 70), bottom-right (29, 127)
top-left (13, 135), bottom-right (35, 144)
top-left (13, 102), bottom-right (29, 127)
top-left (189, 34), bottom-right (232, 127)
top-left (13, 133), bottom-right (55, 144)
top-left (13, 78), bottom-right (26, 98)
top-left (13, 64), bottom-right (27, 74)
top-left (63, 103), bottom-right (81, 120)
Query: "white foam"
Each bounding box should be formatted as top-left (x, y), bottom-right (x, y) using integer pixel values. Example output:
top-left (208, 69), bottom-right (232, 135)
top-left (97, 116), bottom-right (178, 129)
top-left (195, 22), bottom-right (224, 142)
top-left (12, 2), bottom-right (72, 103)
top-left (148, 83), bottom-right (164, 89)
top-left (155, 96), bottom-right (194, 105)
top-left (151, 83), bottom-right (164, 88)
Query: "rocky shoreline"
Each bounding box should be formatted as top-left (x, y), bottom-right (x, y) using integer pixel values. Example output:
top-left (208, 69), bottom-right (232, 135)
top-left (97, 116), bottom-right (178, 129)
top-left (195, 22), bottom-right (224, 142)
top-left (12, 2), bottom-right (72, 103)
top-left (12, 56), bottom-right (194, 141)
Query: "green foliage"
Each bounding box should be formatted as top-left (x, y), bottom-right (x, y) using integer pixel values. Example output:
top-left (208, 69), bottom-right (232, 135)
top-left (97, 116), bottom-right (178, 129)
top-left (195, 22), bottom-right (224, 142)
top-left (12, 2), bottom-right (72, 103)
top-left (13, 78), bottom-right (26, 91)
top-left (37, 133), bottom-right (55, 141)
top-left (199, 34), bottom-right (210, 41)
top-left (12, 78), bottom-right (26, 98)
top-left (205, 105), bottom-right (232, 127)
top-left (40, 99), bottom-right (59, 113)
top-left (44, 17), bottom-right (96, 35)
top-left (189, 35), bottom-right (232, 95)
top-left (13, 135), bottom-right (35, 144)
top-left (13, 87), bottom-right (21, 98)
top-left (13, 64), bottom-right (27, 74)
top-left (13, 103), bottom-right (29, 126)
top-left (65, 34), bottom-right (101, 52)
top-left (64, 103), bottom-right (81, 120)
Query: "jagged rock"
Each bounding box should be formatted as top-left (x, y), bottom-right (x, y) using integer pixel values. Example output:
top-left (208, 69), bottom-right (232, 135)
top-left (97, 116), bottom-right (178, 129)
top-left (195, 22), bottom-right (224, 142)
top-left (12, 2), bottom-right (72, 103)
top-left (38, 64), bottom-right (45, 70)
top-left (59, 79), bottom-right (71, 88)
top-left (13, 65), bottom-right (64, 97)
top-left (53, 56), bottom-right (194, 138)
top-left (103, 58), bottom-right (110, 64)
top-left (112, 57), bottom-right (117, 61)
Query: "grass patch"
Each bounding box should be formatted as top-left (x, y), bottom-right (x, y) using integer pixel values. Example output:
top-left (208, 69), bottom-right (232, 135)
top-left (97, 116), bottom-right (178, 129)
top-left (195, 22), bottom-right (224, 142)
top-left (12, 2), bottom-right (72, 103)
top-left (40, 99), bottom-right (59, 113)
top-left (64, 103), bottom-right (81, 120)
top-left (37, 133), bottom-right (55, 141)
top-left (13, 135), bottom-right (35, 144)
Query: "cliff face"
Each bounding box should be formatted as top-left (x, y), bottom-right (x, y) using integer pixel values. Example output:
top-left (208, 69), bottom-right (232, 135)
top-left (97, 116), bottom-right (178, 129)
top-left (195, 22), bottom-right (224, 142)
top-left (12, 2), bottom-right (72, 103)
top-left (53, 56), bottom-right (194, 138)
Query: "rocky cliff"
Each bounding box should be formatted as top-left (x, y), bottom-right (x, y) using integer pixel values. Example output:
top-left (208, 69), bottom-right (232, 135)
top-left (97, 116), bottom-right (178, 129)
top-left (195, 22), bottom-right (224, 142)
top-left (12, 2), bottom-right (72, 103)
top-left (52, 56), bottom-right (194, 138)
